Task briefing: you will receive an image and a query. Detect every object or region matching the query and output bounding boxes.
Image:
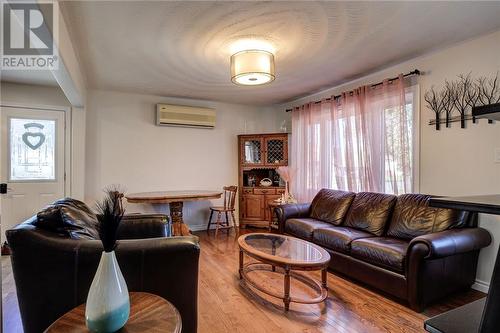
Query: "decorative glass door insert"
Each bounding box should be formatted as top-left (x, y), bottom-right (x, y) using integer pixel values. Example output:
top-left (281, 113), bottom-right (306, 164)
top-left (266, 138), bottom-right (285, 164)
top-left (244, 139), bottom-right (262, 164)
top-left (9, 118), bottom-right (57, 181)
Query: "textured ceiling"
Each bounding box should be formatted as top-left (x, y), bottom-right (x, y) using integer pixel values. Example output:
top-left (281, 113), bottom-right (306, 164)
top-left (61, 1), bottom-right (500, 105)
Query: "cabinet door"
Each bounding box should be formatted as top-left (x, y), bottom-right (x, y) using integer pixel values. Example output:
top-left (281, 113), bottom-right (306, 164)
top-left (264, 194), bottom-right (281, 221)
top-left (240, 137), bottom-right (264, 166)
top-left (264, 136), bottom-right (288, 166)
top-left (242, 194), bottom-right (264, 220)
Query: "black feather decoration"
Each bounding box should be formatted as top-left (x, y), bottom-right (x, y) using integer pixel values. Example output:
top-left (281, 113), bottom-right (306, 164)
top-left (96, 186), bottom-right (125, 252)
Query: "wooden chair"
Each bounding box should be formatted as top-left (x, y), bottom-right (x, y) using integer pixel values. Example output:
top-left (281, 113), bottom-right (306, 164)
top-left (207, 186), bottom-right (238, 236)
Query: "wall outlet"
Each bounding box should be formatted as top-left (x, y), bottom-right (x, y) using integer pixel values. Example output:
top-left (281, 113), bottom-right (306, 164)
top-left (495, 148), bottom-right (500, 163)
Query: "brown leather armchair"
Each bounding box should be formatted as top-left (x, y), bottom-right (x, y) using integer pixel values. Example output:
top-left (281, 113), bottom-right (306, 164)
top-left (276, 190), bottom-right (492, 312)
top-left (7, 213), bottom-right (200, 333)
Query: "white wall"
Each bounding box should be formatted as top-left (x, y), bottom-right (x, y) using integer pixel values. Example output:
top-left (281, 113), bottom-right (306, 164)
top-left (85, 89), bottom-right (280, 230)
top-left (279, 29), bottom-right (500, 291)
top-left (0, 82), bottom-right (86, 200)
top-left (1, 82), bottom-right (70, 107)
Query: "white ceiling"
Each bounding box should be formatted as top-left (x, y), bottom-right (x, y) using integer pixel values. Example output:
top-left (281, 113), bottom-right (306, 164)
top-left (55, 1), bottom-right (500, 105)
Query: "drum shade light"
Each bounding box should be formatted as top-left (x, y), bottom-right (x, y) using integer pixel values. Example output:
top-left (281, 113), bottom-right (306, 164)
top-left (230, 50), bottom-right (275, 86)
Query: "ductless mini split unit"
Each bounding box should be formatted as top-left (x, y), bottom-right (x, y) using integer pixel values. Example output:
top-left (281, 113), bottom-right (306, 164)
top-left (156, 104), bottom-right (216, 128)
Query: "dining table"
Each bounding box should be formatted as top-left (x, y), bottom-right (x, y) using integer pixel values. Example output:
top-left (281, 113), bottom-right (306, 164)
top-left (125, 190), bottom-right (223, 236)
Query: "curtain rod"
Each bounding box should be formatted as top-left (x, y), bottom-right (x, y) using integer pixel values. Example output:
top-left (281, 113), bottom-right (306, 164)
top-left (285, 69), bottom-right (421, 112)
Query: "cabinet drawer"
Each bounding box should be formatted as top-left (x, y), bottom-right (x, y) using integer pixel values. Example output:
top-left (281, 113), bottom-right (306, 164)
top-left (242, 188), bottom-right (254, 194)
top-left (276, 188), bottom-right (286, 194)
top-left (254, 188), bottom-right (275, 195)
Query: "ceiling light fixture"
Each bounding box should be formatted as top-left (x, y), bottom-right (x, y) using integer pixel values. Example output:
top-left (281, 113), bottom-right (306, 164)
top-left (230, 50), bottom-right (275, 86)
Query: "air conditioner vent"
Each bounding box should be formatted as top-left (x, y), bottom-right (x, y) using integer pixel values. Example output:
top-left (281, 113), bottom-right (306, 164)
top-left (156, 104), bottom-right (216, 128)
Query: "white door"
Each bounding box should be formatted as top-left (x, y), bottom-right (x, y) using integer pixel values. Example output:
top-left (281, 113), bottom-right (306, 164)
top-left (0, 106), bottom-right (65, 244)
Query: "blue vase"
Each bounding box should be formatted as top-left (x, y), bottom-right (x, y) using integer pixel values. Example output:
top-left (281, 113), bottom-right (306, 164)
top-left (85, 251), bottom-right (130, 333)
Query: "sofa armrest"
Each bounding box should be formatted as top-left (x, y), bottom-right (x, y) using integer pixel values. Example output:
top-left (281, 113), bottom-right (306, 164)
top-left (275, 203), bottom-right (311, 233)
top-left (117, 214), bottom-right (169, 239)
top-left (408, 227), bottom-right (492, 259)
top-left (406, 228), bottom-right (491, 312)
top-left (115, 236), bottom-right (200, 333)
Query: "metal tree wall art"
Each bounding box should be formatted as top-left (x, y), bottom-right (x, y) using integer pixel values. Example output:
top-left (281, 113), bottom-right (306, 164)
top-left (424, 87), bottom-right (444, 130)
top-left (426, 71), bottom-right (499, 130)
top-left (443, 81), bottom-right (455, 128)
top-left (424, 82), bottom-right (454, 130)
top-left (477, 74), bottom-right (500, 104)
top-left (453, 74), bottom-right (475, 128)
top-left (467, 78), bottom-right (481, 123)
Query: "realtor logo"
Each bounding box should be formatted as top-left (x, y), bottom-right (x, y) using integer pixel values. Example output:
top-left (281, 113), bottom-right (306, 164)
top-left (1, 1), bottom-right (58, 70)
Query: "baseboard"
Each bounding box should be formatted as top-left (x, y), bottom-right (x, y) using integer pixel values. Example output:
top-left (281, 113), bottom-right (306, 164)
top-left (189, 223), bottom-right (240, 232)
top-left (472, 279), bottom-right (490, 293)
top-left (190, 224), bottom-right (209, 232)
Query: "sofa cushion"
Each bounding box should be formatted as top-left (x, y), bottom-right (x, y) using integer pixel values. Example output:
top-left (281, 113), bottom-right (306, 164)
top-left (35, 198), bottom-right (99, 240)
top-left (313, 226), bottom-right (374, 254)
top-left (310, 189), bottom-right (356, 225)
top-left (387, 194), bottom-right (469, 240)
top-left (344, 192), bottom-right (397, 236)
top-left (285, 218), bottom-right (332, 240)
top-left (351, 237), bottom-right (409, 273)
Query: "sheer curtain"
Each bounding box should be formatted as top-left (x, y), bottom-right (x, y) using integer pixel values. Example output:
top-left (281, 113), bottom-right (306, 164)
top-left (292, 75), bottom-right (415, 202)
top-left (291, 101), bottom-right (334, 202)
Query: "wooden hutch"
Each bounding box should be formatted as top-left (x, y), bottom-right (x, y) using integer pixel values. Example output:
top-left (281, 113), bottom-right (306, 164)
top-left (238, 133), bottom-right (288, 228)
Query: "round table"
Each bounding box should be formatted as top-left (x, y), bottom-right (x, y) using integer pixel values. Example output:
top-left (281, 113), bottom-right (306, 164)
top-left (126, 190), bottom-right (222, 236)
top-left (44, 292), bottom-right (181, 333)
top-left (238, 233), bottom-right (330, 311)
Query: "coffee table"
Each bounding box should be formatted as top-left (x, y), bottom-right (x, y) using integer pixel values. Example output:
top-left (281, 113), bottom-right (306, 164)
top-left (238, 233), bottom-right (331, 311)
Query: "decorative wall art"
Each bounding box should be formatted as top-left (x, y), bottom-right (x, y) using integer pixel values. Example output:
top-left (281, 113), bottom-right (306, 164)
top-left (425, 72), bottom-right (500, 130)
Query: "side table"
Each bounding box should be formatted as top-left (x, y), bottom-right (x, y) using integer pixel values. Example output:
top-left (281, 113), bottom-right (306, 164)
top-left (44, 292), bottom-right (182, 333)
top-left (268, 202), bottom-right (281, 231)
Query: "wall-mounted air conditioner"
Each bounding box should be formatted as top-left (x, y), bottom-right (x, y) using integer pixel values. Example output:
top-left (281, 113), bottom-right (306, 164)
top-left (156, 104), bottom-right (216, 128)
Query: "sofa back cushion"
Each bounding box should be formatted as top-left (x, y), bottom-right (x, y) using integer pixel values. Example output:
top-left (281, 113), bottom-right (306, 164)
top-left (386, 193), bottom-right (469, 240)
top-left (34, 198), bottom-right (99, 240)
top-left (310, 189), bottom-right (355, 225)
top-left (344, 192), bottom-right (397, 236)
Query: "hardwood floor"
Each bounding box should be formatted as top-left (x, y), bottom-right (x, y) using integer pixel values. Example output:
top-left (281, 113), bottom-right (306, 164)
top-left (2, 254), bottom-right (21, 333)
top-left (2, 228), bottom-right (485, 333)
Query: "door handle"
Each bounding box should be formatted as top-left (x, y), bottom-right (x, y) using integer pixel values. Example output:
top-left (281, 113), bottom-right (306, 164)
top-left (0, 184), bottom-right (12, 194)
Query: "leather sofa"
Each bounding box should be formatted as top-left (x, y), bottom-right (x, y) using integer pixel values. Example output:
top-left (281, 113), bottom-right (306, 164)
top-left (276, 189), bottom-right (492, 312)
top-left (6, 199), bottom-right (200, 333)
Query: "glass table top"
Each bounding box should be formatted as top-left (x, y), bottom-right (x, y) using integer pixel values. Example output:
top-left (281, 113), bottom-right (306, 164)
top-left (240, 233), bottom-right (329, 265)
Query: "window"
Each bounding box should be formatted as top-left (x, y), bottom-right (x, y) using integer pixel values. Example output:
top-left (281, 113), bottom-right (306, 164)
top-left (383, 89), bottom-right (419, 193)
top-left (9, 118), bottom-right (57, 181)
top-left (291, 81), bottom-right (419, 202)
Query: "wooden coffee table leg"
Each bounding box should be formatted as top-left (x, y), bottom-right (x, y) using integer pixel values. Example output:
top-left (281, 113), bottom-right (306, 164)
top-left (284, 266), bottom-right (291, 311)
top-left (239, 249), bottom-right (244, 279)
top-left (322, 268), bottom-right (328, 290)
top-left (271, 244), bottom-right (276, 272)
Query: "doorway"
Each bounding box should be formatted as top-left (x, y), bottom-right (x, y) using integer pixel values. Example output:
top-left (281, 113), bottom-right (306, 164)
top-left (0, 106), bottom-right (66, 245)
